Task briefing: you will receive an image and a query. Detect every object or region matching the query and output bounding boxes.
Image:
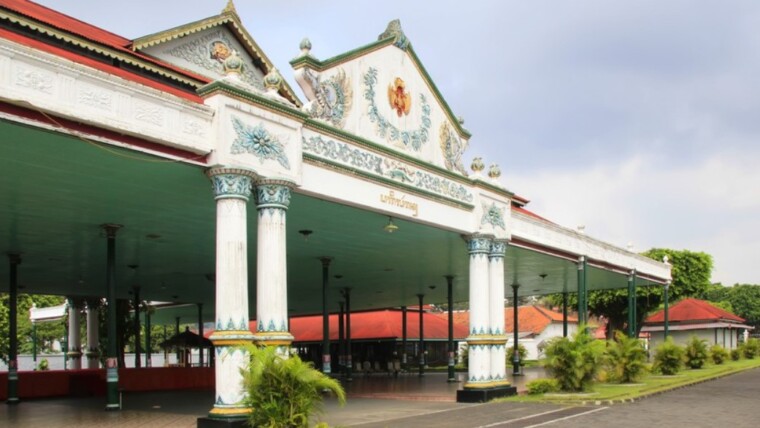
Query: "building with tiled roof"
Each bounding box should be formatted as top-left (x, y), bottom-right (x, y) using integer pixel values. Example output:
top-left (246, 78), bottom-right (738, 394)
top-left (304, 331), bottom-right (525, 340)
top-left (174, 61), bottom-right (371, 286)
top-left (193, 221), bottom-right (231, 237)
top-left (453, 305), bottom-right (578, 359)
top-left (642, 298), bottom-right (753, 350)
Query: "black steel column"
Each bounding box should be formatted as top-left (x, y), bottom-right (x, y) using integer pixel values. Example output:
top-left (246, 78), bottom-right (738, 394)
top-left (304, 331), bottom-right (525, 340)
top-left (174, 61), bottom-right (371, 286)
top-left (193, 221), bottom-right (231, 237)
top-left (145, 305), bottom-right (152, 368)
top-left (446, 275), bottom-right (456, 382)
top-left (7, 253), bottom-right (21, 405)
top-left (343, 287), bottom-right (352, 381)
top-left (338, 301), bottom-right (345, 375)
top-left (103, 223), bottom-right (122, 411)
top-left (175, 316), bottom-right (180, 364)
top-left (417, 294), bottom-right (424, 377)
top-left (577, 257), bottom-right (587, 326)
top-left (197, 303), bottom-right (204, 367)
top-left (511, 284), bottom-right (521, 376)
top-left (664, 281), bottom-right (670, 339)
top-left (319, 257), bottom-right (332, 374)
top-left (562, 291), bottom-right (568, 337)
top-left (401, 306), bottom-right (408, 369)
top-left (133, 285), bottom-right (141, 368)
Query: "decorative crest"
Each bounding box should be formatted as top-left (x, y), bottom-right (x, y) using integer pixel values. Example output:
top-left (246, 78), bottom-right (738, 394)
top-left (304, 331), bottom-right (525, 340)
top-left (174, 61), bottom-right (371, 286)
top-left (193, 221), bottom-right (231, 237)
top-left (222, 49), bottom-right (243, 78)
top-left (388, 77), bottom-right (412, 117)
top-left (471, 157), bottom-right (485, 174)
top-left (488, 164), bottom-right (501, 180)
top-left (264, 68), bottom-right (284, 92)
top-left (298, 38), bottom-right (312, 57)
top-left (223, 0), bottom-right (237, 14)
top-left (378, 19), bottom-right (410, 50)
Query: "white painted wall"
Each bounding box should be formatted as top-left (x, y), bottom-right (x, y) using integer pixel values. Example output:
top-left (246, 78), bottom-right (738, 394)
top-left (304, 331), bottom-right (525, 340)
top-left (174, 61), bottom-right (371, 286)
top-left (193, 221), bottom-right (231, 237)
top-left (649, 328), bottom-right (743, 351)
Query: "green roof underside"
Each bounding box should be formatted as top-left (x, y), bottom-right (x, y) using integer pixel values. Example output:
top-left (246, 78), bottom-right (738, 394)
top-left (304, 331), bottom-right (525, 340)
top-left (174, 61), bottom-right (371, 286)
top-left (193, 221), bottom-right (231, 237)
top-left (0, 119), bottom-right (659, 325)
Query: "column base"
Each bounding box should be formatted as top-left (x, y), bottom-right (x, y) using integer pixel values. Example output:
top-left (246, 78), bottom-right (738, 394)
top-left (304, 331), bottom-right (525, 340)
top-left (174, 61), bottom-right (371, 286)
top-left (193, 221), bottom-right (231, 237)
top-left (456, 386), bottom-right (517, 403)
top-left (6, 398), bottom-right (20, 405)
top-left (197, 417), bottom-right (248, 428)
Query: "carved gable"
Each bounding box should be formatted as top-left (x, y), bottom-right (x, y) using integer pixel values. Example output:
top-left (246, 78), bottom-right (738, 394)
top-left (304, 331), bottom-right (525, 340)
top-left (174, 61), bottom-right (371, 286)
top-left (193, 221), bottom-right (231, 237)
top-left (292, 20), bottom-right (470, 176)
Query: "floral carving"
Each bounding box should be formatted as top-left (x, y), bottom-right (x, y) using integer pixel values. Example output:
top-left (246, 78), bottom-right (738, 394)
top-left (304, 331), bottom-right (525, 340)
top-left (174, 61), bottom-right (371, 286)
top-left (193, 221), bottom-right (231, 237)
top-left (303, 68), bottom-right (353, 128)
top-left (439, 122), bottom-right (468, 175)
top-left (481, 202), bottom-right (506, 230)
top-left (231, 117), bottom-right (290, 170)
top-left (15, 68), bottom-right (53, 94)
top-left (363, 67), bottom-right (431, 151)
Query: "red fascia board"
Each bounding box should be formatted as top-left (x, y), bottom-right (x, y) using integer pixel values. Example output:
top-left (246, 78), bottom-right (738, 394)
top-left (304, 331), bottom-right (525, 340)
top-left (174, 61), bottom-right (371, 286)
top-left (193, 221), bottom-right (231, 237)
top-left (0, 102), bottom-right (210, 163)
top-left (0, 28), bottom-right (204, 103)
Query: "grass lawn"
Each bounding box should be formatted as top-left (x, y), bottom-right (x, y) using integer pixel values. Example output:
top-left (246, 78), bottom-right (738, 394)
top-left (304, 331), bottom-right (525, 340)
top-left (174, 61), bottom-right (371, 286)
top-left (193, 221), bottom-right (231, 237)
top-left (499, 357), bottom-right (760, 404)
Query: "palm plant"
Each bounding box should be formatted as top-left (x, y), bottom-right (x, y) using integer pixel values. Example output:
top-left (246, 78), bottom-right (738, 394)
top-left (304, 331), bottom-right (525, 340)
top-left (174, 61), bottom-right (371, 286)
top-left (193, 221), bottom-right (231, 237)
top-left (604, 331), bottom-right (648, 383)
top-left (709, 344), bottom-right (729, 365)
top-left (241, 345), bottom-right (346, 428)
top-left (543, 326), bottom-right (603, 392)
top-left (684, 336), bottom-right (709, 369)
top-left (652, 337), bottom-right (685, 375)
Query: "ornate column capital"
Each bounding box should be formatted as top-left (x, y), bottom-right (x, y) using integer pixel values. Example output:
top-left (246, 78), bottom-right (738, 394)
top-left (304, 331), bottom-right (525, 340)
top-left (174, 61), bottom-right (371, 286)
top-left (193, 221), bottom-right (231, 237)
top-left (489, 240), bottom-right (508, 259)
top-left (206, 167), bottom-right (257, 201)
top-left (464, 234), bottom-right (493, 255)
top-left (255, 178), bottom-right (295, 210)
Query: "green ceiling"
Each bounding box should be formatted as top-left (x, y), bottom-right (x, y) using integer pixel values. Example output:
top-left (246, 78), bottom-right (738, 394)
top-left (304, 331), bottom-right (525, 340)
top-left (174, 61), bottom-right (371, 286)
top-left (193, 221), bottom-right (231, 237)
top-left (0, 118), bottom-right (658, 325)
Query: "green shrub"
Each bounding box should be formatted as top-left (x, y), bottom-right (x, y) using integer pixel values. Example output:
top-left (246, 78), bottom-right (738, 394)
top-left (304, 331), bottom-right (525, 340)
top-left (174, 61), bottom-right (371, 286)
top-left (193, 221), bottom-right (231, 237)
top-left (742, 338), bottom-right (760, 359)
top-left (603, 331), bottom-right (648, 383)
top-left (730, 348), bottom-right (742, 361)
top-left (544, 326), bottom-right (603, 392)
top-left (37, 358), bottom-right (49, 371)
top-left (506, 343), bottom-right (528, 367)
top-left (652, 337), bottom-right (685, 375)
top-left (241, 345), bottom-right (345, 428)
top-left (526, 378), bottom-right (560, 395)
top-left (684, 336), bottom-right (709, 369)
top-left (709, 344), bottom-right (729, 365)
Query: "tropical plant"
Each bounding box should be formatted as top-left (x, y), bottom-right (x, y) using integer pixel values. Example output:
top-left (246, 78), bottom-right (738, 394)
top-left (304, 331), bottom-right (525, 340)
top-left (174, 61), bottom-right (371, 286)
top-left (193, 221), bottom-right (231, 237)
top-left (526, 378), bottom-right (560, 395)
top-left (652, 337), bottom-right (685, 375)
top-left (730, 349), bottom-right (742, 361)
top-left (543, 326), bottom-right (603, 392)
top-left (741, 338), bottom-right (760, 359)
top-left (603, 331), bottom-right (648, 383)
top-left (506, 343), bottom-right (528, 367)
top-left (37, 358), bottom-right (49, 371)
top-left (684, 336), bottom-right (709, 369)
top-left (241, 344), bottom-right (345, 428)
top-left (709, 344), bottom-right (729, 365)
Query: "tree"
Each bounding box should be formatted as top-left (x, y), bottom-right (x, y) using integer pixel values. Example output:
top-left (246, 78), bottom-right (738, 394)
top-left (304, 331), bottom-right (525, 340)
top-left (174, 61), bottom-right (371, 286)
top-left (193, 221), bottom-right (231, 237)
top-left (545, 248), bottom-right (713, 338)
top-left (716, 284), bottom-right (760, 330)
top-left (1, 294), bottom-right (66, 364)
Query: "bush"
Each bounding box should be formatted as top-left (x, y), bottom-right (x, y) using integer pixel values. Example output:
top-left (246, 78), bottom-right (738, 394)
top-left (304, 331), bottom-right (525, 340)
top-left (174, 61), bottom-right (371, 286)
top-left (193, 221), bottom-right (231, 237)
top-left (242, 345), bottom-right (345, 428)
top-left (742, 338), bottom-right (760, 359)
top-left (506, 343), bottom-right (528, 367)
top-left (36, 358), bottom-right (49, 371)
top-left (652, 337), bottom-right (685, 375)
top-left (526, 378), bottom-right (560, 395)
top-left (543, 326), bottom-right (603, 392)
top-left (709, 344), bottom-right (729, 365)
top-left (603, 331), bottom-right (648, 383)
top-left (684, 336), bottom-right (709, 369)
top-left (730, 349), bottom-right (742, 361)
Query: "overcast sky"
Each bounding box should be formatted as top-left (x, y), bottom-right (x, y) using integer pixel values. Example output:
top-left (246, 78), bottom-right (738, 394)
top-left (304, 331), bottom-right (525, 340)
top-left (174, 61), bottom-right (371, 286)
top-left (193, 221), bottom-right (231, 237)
top-left (36, 0), bottom-right (760, 285)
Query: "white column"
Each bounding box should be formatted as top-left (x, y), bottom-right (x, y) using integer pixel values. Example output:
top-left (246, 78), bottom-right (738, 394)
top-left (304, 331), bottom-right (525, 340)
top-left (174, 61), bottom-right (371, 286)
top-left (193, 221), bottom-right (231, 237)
top-left (85, 300), bottom-right (99, 369)
top-left (465, 235), bottom-right (492, 388)
top-left (67, 299), bottom-right (82, 370)
top-left (206, 167), bottom-right (256, 420)
top-left (252, 179), bottom-right (295, 355)
top-left (489, 240), bottom-right (508, 386)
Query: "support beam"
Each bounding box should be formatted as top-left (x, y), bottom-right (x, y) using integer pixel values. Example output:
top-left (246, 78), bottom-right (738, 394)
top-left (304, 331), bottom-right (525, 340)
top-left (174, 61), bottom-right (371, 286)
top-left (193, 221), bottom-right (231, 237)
top-left (511, 283), bottom-right (521, 376)
top-left (67, 298), bottom-right (82, 369)
top-left (319, 257), bottom-right (332, 374)
top-left (7, 253), bottom-right (21, 405)
top-left (446, 275), bottom-right (456, 382)
top-left (338, 301), bottom-right (345, 375)
top-left (204, 168), bottom-right (256, 422)
top-left (577, 256), bottom-right (587, 326)
top-left (417, 294), bottom-right (425, 377)
top-left (102, 223), bottom-right (122, 411)
top-left (627, 271), bottom-right (635, 338)
top-left (489, 241), bottom-right (508, 385)
top-left (197, 303), bottom-right (204, 367)
top-left (401, 306), bottom-right (408, 369)
top-left (145, 304), bottom-right (152, 368)
top-left (133, 286), bottom-right (141, 368)
top-left (343, 288), bottom-right (352, 381)
top-left (664, 281), bottom-right (671, 339)
top-left (562, 292), bottom-right (568, 338)
top-left (86, 299), bottom-right (100, 369)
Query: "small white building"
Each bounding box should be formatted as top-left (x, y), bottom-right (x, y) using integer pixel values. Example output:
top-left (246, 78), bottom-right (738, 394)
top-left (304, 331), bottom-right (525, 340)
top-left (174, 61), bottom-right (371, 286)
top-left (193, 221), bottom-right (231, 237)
top-left (642, 298), bottom-right (753, 350)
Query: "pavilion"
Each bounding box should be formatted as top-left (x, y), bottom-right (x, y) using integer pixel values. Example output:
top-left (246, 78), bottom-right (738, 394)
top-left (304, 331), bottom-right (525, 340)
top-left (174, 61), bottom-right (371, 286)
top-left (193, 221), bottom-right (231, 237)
top-left (0, 0), bottom-right (671, 425)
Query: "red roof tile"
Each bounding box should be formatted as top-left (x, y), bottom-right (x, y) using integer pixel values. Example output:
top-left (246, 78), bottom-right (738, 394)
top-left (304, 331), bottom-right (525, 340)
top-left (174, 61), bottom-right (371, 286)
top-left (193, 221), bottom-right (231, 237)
top-left (451, 306), bottom-right (577, 335)
top-left (645, 298), bottom-right (745, 324)
top-left (206, 309), bottom-right (468, 342)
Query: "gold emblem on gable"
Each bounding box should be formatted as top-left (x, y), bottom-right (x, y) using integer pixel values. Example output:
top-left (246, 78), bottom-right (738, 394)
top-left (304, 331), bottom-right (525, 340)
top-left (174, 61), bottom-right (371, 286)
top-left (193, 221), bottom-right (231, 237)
top-left (388, 77), bottom-right (412, 117)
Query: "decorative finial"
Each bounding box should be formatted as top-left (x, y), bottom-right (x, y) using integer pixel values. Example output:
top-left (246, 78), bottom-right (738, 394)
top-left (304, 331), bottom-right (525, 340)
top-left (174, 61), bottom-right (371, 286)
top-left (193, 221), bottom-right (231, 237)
top-left (264, 68), bottom-right (284, 93)
top-left (471, 157), bottom-right (485, 174)
top-left (299, 38), bottom-right (312, 56)
top-left (222, 49), bottom-right (243, 79)
top-left (488, 163), bottom-right (501, 180)
top-left (663, 255), bottom-right (669, 264)
top-left (378, 19), bottom-right (410, 50)
top-left (223, 0), bottom-right (237, 14)
top-left (577, 225), bottom-right (586, 235)
top-left (458, 116), bottom-right (465, 125)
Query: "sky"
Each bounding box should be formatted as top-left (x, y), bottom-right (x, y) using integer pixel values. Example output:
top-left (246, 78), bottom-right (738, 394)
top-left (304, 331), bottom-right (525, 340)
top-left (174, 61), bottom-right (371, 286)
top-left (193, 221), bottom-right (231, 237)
top-left (34, 0), bottom-right (760, 286)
